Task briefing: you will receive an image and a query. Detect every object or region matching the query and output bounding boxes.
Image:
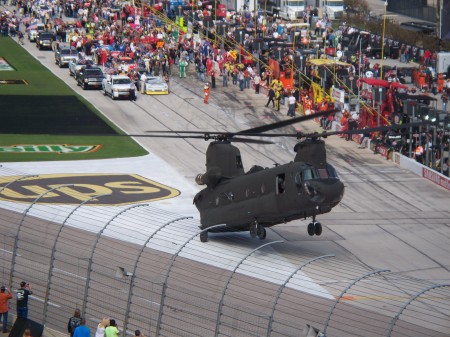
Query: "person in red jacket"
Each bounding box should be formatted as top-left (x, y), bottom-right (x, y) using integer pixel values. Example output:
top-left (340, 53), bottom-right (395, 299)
top-left (204, 82), bottom-right (211, 104)
top-left (0, 286), bottom-right (13, 333)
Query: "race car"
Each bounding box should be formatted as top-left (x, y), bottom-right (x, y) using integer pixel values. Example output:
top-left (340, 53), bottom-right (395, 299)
top-left (144, 76), bottom-right (169, 95)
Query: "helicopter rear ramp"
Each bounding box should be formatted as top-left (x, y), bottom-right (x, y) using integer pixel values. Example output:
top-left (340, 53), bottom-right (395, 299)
top-left (0, 165), bottom-right (449, 337)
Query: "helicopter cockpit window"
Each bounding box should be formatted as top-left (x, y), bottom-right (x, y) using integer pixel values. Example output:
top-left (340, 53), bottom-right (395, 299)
top-left (326, 164), bottom-right (338, 178)
top-left (303, 168), bottom-right (319, 181)
top-left (317, 165), bottom-right (339, 179)
top-left (277, 174), bottom-right (286, 194)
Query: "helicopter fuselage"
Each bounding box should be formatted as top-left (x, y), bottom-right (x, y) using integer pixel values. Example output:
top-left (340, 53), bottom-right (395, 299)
top-left (193, 161), bottom-right (344, 231)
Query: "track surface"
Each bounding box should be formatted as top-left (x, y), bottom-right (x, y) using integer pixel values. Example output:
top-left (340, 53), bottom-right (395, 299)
top-left (22, 41), bottom-right (448, 284)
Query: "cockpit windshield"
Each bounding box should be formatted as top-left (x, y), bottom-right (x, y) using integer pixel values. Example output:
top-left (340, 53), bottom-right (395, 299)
top-left (295, 164), bottom-right (339, 186)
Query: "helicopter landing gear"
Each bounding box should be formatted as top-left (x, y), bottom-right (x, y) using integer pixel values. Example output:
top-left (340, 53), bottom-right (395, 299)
top-left (257, 226), bottom-right (266, 240)
top-left (307, 219), bottom-right (323, 237)
top-left (249, 222), bottom-right (266, 240)
top-left (249, 223), bottom-right (257, 238)
top-left (200, 231), bottom-right (208, 243)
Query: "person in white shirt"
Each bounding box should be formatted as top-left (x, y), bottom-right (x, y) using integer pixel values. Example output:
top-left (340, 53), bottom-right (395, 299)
top-left (253, 73), bottom-right (261, 94)
top-left (140, 72), bottom-right (147, 93)
top-left (287, 93), bottom-right (296, 117)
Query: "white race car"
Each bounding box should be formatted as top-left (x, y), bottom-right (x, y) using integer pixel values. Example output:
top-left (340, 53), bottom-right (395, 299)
top-left (144, 76), bottom-right (169, 95)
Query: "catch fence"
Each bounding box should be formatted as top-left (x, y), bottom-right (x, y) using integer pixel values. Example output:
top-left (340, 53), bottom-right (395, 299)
top-left (0, 166), bottom-right (449, 337)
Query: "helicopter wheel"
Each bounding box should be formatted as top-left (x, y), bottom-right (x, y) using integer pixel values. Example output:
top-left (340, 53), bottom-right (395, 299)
top-left (200, 231), bottom-right (208, 243)
top-left (314, 222), bottom-right (322, 236)
top-left (307, 222), bottom-right (315, 236)
top-left (257, 226), bottom-right (266, 240)
top-left (249, 223), bottom-right (258, 238)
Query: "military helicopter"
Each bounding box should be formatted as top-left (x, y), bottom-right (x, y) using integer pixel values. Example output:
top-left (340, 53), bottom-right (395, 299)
top-left (143, 111), bottom-right (432, 242)
top-left (146, 110), bottom-right (344, 242)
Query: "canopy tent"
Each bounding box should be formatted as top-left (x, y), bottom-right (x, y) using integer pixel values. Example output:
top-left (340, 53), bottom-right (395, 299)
top-left (308, 59), bottom-right (351, 67)
top-left (359, 78), bottom-right (408, 90)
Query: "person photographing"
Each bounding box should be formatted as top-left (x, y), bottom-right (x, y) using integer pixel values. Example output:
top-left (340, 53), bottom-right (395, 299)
top-left (16, 282), bottom-right (32, 319)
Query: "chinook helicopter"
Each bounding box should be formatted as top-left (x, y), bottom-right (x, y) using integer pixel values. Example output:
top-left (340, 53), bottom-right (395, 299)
top-left (144, 111), bottom-right (432, 242)
top-left (146, 110), bottom-right (345, 242)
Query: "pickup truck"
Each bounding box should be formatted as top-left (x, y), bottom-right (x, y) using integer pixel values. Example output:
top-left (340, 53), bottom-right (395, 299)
top-left (102, 75), bottom-right (134, 100)
top-left (28, 23), bottom-right (45, 42)
top-left (35, 32), bottom-right (54, 50)
top-left (77, 66), bottom-right (105, 90)
top-left (69, 57), bottom-right (94, 77)
top-left (55, 45), bottom-right (78, 68)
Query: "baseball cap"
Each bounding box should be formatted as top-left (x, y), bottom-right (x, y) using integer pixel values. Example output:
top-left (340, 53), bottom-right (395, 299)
top-left (0, 286), bottom-right (5, 291)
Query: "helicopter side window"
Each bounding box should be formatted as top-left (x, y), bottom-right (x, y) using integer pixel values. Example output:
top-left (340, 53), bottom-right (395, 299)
top-left (236, 155), bottom-right (243, 169)
top-left (276, 174), bottom-right (285, 194)
top-left (294, 172), bottom-right (303, 193)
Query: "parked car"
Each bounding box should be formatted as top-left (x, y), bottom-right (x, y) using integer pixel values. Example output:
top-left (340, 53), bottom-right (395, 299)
top-left (35, 32), bottom-right (54, 50)
top-left (102, 75), bottom-right (134, 100)
top-left (144, 76), bottom-right (169, 95)
top-left (55, 45), bottom-right (78, 68)
top-left (77, 66), bottom-right (105, 90)
top-left (27, 23), bottom-right (45, 42)
top-left (69, 57), bottom-right (94, 77)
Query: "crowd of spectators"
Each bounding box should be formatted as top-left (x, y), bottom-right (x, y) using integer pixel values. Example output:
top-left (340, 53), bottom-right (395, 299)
top-left (0, 0), bottom-right (448, 176)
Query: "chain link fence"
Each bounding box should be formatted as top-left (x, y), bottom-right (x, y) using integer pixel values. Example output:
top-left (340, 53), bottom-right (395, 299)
top-left (0, 166), bottom-right (449, 337)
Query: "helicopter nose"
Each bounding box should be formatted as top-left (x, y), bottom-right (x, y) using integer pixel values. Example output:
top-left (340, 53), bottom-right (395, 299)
top-left (304, 179), bottom-right (344, 206)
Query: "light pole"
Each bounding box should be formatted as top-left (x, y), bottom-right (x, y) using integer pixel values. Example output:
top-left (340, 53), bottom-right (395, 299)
top-left (380, 0), bottom-right (388, 78)
top-left (239, 30), bottom-right (242, 63)
top-left (357, 31), bottom-right (369, 113)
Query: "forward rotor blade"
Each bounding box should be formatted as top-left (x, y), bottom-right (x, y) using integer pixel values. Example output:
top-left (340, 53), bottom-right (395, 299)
top-left (236, 109), bottom-right (336, 135)
top-left (230, 137), bottom-right (274, 144)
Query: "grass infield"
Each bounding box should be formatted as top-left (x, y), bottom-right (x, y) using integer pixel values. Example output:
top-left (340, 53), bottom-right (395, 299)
top-left (0, 37), bottom-right (148, 161)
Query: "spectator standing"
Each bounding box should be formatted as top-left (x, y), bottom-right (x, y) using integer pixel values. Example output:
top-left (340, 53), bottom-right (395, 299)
top-left (203, 82), bottom-right (210, 104)
top-left (222, 67), bottom-right (228, 87)
top-left (265, 87), bottom-right (276, 108)
top-left (16, 281), bottom-right (32, 319)
top-left (179, 59), bottom-right (187, 78)
top-left (73, 319), bottom-right (90, 337)
top-left (243, 68), bottom-right (250, 89)
top-left (95, 318), bottom-right (110, 337)
top-left (134, 330), bottom-right (144, 337)
top-left (442, 92), bottom-right (448, 112)
top-left (68, 309), bottom-right (82, 337)
top-left (140, 72), bottom-right (147, 94)
top-left (253, 73), bottom-right (261, 94)
top-left (287, 92), bottom-right (296, 117)
top-left (238, 70), bottom-right (245, 91)
top-left (104, 320), bottom-right (119, 337)
top-left (0, 286), bottom-right (12, 333)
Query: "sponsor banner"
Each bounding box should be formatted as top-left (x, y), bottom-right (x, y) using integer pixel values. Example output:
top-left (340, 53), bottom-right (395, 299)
top-left (0, 174), bottom-right (181, 205)
top-left (331, 87), bottom-right (345, 104)
top-left (422, 167), bottom-right (450, 191)
top-left (0, 79), bottom-right (28, 85)
top-left (0, 57), bottom-right (14, 71)
top-left (0, 144), bottom-right (102, 154)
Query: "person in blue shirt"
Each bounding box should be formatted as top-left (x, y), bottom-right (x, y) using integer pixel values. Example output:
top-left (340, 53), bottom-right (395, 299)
top-left (73, 319), bottom-right (91, 337)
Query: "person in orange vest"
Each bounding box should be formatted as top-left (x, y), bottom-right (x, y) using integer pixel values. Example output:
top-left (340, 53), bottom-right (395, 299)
top-left (204, 82), bottom-right (210, 104)
top-left (438, 73), bottom-right (444, 93)
top-left (339, 110), bottom-right (349, 137)
top-left (415, 144), bottom-right (424, 164)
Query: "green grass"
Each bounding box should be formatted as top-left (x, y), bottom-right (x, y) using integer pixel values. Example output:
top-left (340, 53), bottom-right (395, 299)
top-left (0, 37), bottom-right (148, 161)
